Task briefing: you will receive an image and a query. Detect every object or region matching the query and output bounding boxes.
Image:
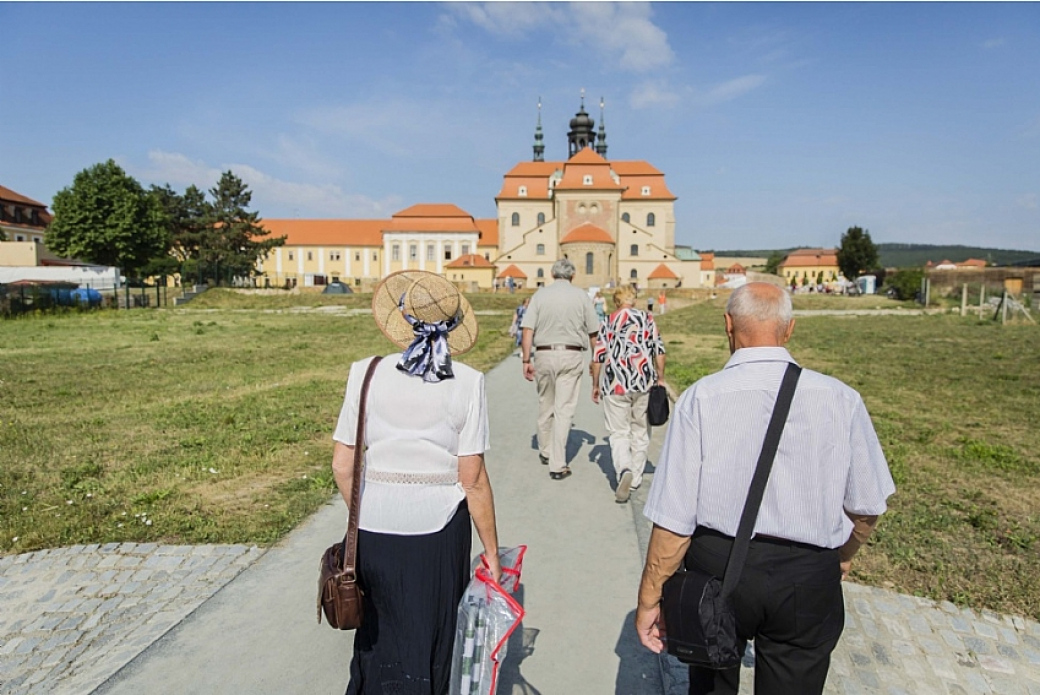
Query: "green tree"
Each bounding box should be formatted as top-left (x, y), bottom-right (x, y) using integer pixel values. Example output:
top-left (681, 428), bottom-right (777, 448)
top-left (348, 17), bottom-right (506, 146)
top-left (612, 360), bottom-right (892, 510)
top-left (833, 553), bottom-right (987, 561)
top-left (763, 251), bottom-right (784, 275)
top-left (203, 171), bottom-right (285, 284)
top-left (46, 160), bottom-right (169, 277)
top-left (836, 226), bottom-right (879, 280)
top-left (149, 184), bottom-right (211, 266)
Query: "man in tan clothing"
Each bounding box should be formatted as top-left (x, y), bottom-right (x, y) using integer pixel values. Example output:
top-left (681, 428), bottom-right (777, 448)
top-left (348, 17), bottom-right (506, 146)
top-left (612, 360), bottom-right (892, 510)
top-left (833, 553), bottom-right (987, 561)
top-left (520, 258), bottom-right (600, 480)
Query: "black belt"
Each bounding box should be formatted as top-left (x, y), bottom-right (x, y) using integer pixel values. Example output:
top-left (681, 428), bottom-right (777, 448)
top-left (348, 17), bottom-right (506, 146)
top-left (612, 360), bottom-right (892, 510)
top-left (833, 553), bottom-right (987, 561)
top-left (535, 345), bottom-right (583, 352)
top-left (694, 527), bottom-right (829, 552)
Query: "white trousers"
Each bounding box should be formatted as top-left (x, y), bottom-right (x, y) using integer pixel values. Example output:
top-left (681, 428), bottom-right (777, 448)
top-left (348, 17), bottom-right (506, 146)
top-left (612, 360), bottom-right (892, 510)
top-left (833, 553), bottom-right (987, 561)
top-left (602, 391), bottom-right (650, 487)
top-left (533, 350), bottom-right (585, 473)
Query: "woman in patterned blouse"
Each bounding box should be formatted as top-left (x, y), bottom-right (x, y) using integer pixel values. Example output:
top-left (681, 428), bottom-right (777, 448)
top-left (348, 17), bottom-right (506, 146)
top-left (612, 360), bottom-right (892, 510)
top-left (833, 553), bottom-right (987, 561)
top-left (591, 286), bottom-right (667, 503)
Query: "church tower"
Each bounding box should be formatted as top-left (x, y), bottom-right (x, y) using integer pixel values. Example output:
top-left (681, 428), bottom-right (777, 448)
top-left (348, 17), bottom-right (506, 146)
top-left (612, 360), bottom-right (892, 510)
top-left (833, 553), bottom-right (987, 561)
top-left (567, 91), bottom-right (597, 157)
top-left (532, 98), bottom-right (545, 162)
top-left (595, 97), bottom-right (608, 158)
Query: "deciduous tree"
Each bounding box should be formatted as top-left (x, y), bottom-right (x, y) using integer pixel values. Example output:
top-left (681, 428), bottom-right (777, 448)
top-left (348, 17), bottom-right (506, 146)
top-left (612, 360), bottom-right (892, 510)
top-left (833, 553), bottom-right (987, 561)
top-left (46, 160), bottom-right (168, 278)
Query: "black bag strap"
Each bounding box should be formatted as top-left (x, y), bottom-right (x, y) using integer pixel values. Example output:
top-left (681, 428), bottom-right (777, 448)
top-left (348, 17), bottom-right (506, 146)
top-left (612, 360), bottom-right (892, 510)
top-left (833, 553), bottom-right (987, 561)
top-left (719, 362), bottom-right (802, 598)
top-left (340, 355), bottom-right (383, 574)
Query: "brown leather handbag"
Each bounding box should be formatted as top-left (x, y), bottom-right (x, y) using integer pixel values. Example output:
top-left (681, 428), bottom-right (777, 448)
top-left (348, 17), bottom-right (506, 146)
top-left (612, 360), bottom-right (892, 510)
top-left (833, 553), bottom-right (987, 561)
top-left (318, 356), bottom-right (382, 630)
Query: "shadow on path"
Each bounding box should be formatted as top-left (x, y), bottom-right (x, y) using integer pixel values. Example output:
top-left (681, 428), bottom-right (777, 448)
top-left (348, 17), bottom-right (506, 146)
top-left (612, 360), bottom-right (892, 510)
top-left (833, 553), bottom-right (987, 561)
top-left (496, 584), bottom-right (543, 695)
top-left (527, 429), bottom-right (597, 466)
top-left (616, 609), bottom-right (665, 694)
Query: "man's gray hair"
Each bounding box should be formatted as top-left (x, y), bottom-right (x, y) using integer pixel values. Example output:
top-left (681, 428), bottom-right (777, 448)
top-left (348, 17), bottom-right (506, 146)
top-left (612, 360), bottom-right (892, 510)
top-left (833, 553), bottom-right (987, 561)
top-left (551, 258), bottom-right (576, 280)
top-left (726, 283), bottom-right (793, 335)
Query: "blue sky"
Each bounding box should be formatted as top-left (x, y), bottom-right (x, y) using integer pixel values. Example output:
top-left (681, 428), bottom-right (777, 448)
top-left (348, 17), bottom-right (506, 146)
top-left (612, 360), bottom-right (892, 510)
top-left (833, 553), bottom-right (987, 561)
top-left (2, 2), bottom-right (1038, 251)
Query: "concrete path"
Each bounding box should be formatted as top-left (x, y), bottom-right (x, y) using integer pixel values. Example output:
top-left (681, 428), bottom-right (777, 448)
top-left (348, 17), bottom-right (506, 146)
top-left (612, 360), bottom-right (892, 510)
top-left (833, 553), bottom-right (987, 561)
top-left (3, 353), bottom-right (1040, 694)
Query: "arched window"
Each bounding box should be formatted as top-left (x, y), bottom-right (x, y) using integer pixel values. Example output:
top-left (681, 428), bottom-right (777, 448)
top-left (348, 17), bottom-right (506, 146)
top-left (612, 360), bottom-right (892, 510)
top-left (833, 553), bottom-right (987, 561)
top-left (585, 252), bottom-right (594, 275)
top-left (630, 244), bottom-right (639, 256)
top-left (511, 212), bottom-right (520, 226)
top-left (537, 212), bottom-right (545, 225)
top-left (536, 243), bottom-right (545, 256)
top-left (621, 212), bottom-right (630, 223)
top-left (630, 268), bottom-right (638, 279)
top-left (646, 212), bottom-right (656, 227)
top-left (537, 268), bottom-right (544, 278)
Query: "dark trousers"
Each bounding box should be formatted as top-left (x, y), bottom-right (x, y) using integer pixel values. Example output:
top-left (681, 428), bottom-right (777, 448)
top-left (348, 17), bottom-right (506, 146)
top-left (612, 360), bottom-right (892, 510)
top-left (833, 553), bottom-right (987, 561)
top-left (685, 528), bottom-right (845, 695)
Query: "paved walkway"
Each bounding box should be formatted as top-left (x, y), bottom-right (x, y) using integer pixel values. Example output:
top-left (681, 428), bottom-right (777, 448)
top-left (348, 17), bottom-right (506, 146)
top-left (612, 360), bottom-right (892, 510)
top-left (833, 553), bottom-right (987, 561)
top-left (2, 354), bottom-right (1040, 694)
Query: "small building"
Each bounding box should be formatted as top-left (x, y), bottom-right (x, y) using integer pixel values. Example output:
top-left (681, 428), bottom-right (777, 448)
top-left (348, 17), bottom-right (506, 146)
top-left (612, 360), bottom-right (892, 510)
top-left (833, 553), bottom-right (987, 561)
top-left (778, 248), bottom-right (842, 286)
top-left (698, 252), bottom-right (716, 287)
top-left (496, 264), bottom-right (528, 290)
top-left (0, 185), bottom-right (51, 244)
top-left (646, 263), bottom-right (680, 289)
top-left (445, 254), bottom-right (496, 289)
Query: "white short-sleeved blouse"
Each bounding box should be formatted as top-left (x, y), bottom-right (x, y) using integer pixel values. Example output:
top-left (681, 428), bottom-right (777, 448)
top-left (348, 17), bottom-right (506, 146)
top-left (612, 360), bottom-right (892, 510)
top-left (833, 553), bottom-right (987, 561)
top-left (333, 354), bottom-right (489, 535)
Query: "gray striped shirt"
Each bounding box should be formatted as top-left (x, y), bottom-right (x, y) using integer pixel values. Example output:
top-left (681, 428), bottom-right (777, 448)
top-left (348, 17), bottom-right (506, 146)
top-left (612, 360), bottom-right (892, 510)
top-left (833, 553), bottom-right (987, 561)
top-left (644, 347), bottom-right (895, 548)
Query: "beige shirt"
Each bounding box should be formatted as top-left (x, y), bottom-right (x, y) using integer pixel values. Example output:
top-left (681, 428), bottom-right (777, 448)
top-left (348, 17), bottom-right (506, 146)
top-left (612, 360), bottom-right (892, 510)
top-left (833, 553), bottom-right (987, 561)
top-left (520, 279), bottom-right (600, 347)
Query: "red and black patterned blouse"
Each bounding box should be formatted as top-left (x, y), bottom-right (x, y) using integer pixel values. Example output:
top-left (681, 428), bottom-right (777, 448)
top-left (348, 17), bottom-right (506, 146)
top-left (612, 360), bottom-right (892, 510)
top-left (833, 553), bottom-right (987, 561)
top-left (593, 307), bottom-right (666, 395)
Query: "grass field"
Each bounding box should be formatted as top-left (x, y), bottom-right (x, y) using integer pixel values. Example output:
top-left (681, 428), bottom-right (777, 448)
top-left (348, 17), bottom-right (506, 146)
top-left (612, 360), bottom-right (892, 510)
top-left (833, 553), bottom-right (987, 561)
top-left (657, 295), bottom-right (1040, 620)
top-left (0, 290), bottom-right (518, 555)
top-left (3, 289), bottom-right (1039, 620)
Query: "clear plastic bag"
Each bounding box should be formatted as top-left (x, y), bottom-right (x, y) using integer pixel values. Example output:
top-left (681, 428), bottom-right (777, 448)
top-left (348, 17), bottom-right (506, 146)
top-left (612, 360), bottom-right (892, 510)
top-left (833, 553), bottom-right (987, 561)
top-left (450, 546), bottom-right (527, 695)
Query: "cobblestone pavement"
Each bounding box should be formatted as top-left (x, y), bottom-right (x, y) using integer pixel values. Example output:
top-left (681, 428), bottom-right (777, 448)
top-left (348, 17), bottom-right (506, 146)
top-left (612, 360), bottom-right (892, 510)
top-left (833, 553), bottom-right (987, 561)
top-left (659, 580), bottom-right (1040, 695)
top-left (0, 543), bottom-right (263, 695)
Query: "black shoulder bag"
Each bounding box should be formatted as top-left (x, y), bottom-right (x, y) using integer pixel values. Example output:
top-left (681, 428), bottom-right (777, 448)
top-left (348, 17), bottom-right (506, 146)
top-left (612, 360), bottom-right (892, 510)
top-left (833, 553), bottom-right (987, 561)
top-left (660, 363), bottom-right (802, 669)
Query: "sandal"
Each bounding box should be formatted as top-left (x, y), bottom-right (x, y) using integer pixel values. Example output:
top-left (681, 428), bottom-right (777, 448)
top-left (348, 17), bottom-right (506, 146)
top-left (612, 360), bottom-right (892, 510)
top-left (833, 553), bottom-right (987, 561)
top-left (549, 468), bottom-right (572, 480)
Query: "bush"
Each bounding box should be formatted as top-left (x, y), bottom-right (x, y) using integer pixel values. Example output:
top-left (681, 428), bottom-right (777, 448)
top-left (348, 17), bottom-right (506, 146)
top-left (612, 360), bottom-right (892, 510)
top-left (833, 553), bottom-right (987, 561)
top-left (885, 269), bottom-right (925, 301)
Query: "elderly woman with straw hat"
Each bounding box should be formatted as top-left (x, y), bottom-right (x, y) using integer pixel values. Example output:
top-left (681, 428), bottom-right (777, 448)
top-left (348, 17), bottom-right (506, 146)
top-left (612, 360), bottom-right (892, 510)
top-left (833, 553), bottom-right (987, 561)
top-left (331, 270), bottom-right (502, 695)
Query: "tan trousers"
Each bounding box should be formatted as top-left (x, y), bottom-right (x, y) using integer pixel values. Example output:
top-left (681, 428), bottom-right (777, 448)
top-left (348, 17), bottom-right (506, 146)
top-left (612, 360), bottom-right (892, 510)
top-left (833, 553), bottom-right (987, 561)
top-left (602, 391), bottom-right (650, 488)
top-left (533, 350), bottom-right (585, 473)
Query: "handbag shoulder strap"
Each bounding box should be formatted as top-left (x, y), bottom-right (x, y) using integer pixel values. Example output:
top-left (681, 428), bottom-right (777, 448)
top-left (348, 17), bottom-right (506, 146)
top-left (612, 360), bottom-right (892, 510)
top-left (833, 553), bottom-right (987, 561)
top-left (341, 356), bottom-right (383, 574)
top-left (720, 361), bottom-right (802, 598)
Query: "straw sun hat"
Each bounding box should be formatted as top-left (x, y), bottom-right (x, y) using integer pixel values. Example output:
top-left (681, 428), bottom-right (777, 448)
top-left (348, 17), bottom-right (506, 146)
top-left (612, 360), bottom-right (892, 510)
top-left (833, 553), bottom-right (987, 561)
top-left (372, 271), bottom-right (479, 356)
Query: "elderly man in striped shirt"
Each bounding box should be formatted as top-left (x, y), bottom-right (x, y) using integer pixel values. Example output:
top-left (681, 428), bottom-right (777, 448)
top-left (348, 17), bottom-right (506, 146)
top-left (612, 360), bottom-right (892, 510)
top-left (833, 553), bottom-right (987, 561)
top-left (636, 282), bottom-right (895, 695)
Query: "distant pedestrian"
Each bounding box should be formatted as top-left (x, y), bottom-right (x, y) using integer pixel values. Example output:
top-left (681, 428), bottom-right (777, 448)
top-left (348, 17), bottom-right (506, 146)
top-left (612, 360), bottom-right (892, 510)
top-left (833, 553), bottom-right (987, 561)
top-left (332, 270), bottom-right (502, 695)
top-left (511, 297), bottom-right (530, 351)
top-left (635, 282), bottom-right (895, 695)
top-left (591, 286), bottom-right (666, 503)
top-left (594, 292), bottom-right (607, 323)
top-left (646, 294), bottom-right (654, 314)
top-left (520, 258), bottom-right (600, 480)
top-left (657, 291), bottom-right (667, 315)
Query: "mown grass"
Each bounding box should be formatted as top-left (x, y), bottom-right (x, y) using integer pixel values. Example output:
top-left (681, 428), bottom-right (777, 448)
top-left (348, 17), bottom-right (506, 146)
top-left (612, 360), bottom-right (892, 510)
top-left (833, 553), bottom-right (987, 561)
top-left (0, 290), bottom-right (518, 554)
top-left (656, 295), bottom-right (1040, 619)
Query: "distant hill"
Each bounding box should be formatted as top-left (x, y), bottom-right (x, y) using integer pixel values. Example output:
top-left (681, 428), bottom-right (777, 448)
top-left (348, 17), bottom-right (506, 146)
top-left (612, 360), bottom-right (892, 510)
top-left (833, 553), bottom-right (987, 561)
top-left (709, 244), bottom-right (1040, 269)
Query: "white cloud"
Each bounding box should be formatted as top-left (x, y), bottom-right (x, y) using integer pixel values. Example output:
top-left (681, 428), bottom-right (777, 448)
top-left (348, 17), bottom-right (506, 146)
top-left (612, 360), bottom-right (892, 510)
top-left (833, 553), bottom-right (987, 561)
top-left (698, 75), bottom-right (767, 106)
top-left (630, 81), bottom-right (681, 110)
top-left (130, 150), bottom-right (400, 218)
top-left (981, 37), bottom-right (1006, 50)
top-left (1017, 193), bottom-right (1038, 210)
top-left (445, 2), bottom-right (674, 73)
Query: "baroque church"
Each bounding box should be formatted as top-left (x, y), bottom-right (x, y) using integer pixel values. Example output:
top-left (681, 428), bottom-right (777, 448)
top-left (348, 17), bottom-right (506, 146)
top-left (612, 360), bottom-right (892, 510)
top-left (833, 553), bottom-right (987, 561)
top-left (257, 97), bottom-right (702, 290)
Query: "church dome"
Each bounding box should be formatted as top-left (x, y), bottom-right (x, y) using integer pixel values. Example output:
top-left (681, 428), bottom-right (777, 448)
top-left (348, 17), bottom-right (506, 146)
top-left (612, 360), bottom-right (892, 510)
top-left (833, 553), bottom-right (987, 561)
top-left (570, 106), bottom-right (594, 130)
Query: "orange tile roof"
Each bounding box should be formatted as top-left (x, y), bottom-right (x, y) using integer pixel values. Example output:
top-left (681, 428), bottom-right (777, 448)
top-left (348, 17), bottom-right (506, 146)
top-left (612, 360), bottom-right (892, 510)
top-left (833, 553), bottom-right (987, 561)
top-left (779, 250), bottom-right (838, 268)
top-left (263, 219), bottom-right (386, 247)
top-left (699, 252), bottom-right (715, 270)
top-left (497, 264), bottom-right (527, 279)
top-left (648, 263), bottom-right (679, 280)
top-left (619, 174), bottom-right (676, 201)
top-left (475, 218), bottom-right (498, 247)
top-left (385, 204), bottom-right (479, 233)
top-left (958, 258), bottom-right (987, 267)
top-left (788, 247), bottom-right (836, 256)
top-left (446, 254), bottom-right (495, 269)
top-left (610, 161), bottom-right (663, 176)
top-left (496, 158), bottom-right (676, 200)
top-left (560, 223), bottom-right (613, 244)
top-left (726, 263), bottom-right (747, 274)
top-left (0, 185), bottom-right (47, 208)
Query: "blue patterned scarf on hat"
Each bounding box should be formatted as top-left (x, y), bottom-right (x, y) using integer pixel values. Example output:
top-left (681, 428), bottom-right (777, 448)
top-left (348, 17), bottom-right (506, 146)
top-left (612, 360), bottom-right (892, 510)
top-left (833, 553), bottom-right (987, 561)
top-left (396, 293), bottom-right (461, 382)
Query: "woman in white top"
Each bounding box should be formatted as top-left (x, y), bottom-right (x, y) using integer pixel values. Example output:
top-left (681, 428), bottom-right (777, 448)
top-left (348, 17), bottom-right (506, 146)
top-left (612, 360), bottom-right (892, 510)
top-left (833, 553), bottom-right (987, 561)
top-left (331, 271), bottom-right (501, 695)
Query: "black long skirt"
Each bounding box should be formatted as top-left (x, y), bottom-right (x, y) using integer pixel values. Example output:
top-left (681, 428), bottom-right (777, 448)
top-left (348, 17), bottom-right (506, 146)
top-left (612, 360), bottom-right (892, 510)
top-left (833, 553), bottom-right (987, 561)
top-left (346, 500), bottom-right (472, 695)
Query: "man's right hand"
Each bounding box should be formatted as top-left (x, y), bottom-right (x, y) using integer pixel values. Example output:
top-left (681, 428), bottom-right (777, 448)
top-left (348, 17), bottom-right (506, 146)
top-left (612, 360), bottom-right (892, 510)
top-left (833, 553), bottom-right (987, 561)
top-left (636, 604), bottom-right (665, 653)
top-left (523, 362), bottom-right (536, 381)
top-left (592, 386), bottom-right (601, 404)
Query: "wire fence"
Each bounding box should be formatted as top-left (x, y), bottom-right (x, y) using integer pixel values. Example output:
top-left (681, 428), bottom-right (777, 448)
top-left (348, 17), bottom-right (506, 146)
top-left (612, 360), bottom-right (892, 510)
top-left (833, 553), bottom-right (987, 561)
top-left (0, 282), bottom-right (185, 317)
